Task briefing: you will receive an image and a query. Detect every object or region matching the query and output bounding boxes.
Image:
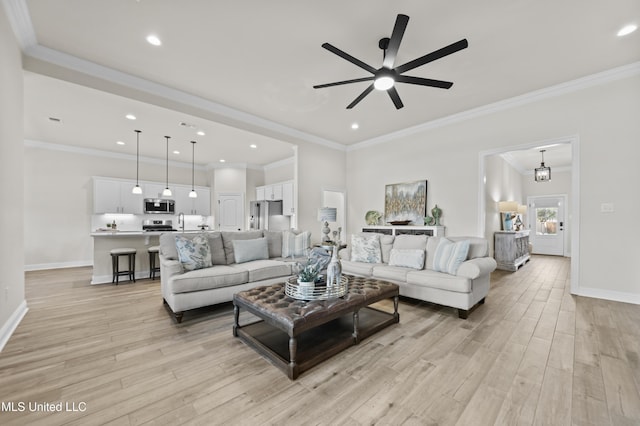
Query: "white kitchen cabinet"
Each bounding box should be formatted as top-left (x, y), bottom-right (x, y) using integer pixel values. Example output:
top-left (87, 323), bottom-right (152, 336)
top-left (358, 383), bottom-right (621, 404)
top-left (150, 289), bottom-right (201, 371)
top-left (256, 183), bottom-right (283, 201)
top-left (93, 178), bottom-right (143, 214)
top-left (282, 181), bottom-right (295, 216)
top-left (174, 185), bottom-right (211, 215)
top-left (144, 183), bottom-right (167, 199)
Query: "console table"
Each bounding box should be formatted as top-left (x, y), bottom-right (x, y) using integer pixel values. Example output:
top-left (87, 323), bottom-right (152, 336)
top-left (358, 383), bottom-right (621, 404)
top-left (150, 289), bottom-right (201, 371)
top-left (362, 225), bottom-right (445, 236)
top-left (494, 230), bottom-right (530, 271)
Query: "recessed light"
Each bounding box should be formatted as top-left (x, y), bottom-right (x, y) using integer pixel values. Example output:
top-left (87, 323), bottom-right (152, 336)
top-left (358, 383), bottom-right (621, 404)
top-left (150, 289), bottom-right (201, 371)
top-left (250, 144), bottom-right (257, 149)
top-left (125, 114), bottom-right (136, 120)
top-left (116, 141), bottom-right (125, 145)
top-left (173, 150), bottom-right (180, 155)
top-left (618, 24), bottom-right (637, 37)
top-left (351, 123), bottom-right (359, 130)
top-left (146, 35), bottom-right (162, 46)
top-left (219, 159), bottom-right (226, 163)
top-left (197, 130), bottom-right (205, 136)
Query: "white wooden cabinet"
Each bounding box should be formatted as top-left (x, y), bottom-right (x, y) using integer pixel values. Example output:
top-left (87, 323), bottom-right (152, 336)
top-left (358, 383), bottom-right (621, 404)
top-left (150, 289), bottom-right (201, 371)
top-left (282, 181), bottom-right (295, 216)
top-left (362, 225), bottom-right (445, 236)
top-left (256, 183), bottom-right (283, 201)
top-left (93, 178), bottom-right (143, 214)
top-left (173, 185), bottom-right (211, 215)
top-left (494, 231), bottom-right (530, 271)
top-left (143, 183), bottom-right (167, 199)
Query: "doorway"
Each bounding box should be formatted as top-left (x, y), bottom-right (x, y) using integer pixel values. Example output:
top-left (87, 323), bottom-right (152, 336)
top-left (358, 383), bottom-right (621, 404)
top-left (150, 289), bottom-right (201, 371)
top-left (528, 195), bottom-right (567, 256)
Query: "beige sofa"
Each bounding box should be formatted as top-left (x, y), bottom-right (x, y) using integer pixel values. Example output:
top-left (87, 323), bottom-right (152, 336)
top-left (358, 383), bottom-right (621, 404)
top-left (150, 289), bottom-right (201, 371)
top-left (341, 233), bottom-right (497, 319)
top-left (159, 230), bottom-right (308, 323)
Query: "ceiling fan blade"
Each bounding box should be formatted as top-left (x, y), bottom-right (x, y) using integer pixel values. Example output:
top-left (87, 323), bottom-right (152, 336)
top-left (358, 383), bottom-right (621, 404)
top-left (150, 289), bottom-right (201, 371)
top-left (382, 14), bottom-right (409, 69)
top-left (346, 84), bottom-right (375, 109)
top-left (322, 43), bottom-right (377, 74)
top-left (313, 76), bottom-right (375, 89)
top-left (395, 39), bottom-right (468, 74)
top-left (387, 87), bottom-right (404, 109)
top-left (396, 75), bottom-right (453, 89)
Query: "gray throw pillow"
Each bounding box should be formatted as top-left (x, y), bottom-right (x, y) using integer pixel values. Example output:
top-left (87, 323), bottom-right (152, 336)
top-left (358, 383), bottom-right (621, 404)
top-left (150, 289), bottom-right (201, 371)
top-left (232, 238), bottom-right (269, 264)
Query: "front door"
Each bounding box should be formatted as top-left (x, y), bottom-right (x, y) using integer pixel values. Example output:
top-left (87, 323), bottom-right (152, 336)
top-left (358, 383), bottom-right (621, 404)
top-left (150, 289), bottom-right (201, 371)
top-left (218, 193), bottom-right (244, 231)
top-left (527, 195), bottom-right (566, 256)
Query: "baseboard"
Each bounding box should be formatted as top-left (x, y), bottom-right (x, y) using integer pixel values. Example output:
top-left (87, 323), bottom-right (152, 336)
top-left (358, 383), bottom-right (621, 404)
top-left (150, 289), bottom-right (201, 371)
top-left (575, 286), bottom-right (640, 305)
top-left (25, 260), bottom-right (93, 272)
top-left (0, 300), bottom-right (28, 352)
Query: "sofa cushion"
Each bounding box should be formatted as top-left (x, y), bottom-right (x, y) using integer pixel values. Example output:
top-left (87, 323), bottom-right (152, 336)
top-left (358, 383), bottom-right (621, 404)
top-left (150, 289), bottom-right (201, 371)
top-left (264, 230), bottom-right (283, 258)
top-left (208, 232), bottom-right (227, 265)
top-left (426, 236), bottom-right (488, 269)
top-left (350, 234), bottom-right (382, 263)
top-left (170, 265), bottom-right (249, 294)
top-left (230, 259), bottom-right (292, 282)
top-left (175, 234), bottom-right (213, 271)
top-left (371, 265), bottom-right (410, 283)
top-left (388, 248), bottom-right (425, 270)
top-left (406, 269), bottom-right (472, 293)
top-left (380, 235), bottom-right (395, 263)
top-left (221, 231), bottom-right (264, 264)
top-left (392, 234), bottom-right (428, 250)
top-left (282, 230), bottom-right (311, 258)
top-left (233, 238), bottom-right (269, 264)
top-left (432, 238), bottom-right (470, 275)
top-left (341, 259), bottom-right (375, 277)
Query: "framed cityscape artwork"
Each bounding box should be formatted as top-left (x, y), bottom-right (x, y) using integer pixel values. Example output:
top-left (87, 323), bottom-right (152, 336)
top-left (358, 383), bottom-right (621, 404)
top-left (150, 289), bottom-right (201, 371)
top-left (384, 180), bottom-right (427, 225)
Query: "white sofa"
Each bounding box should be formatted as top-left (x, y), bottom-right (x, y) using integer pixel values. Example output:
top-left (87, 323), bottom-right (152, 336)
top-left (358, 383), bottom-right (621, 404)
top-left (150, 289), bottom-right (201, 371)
top-left (158, 230), bottom-right (308, 323)
top-left (341, 233), bottom-right (497, 319)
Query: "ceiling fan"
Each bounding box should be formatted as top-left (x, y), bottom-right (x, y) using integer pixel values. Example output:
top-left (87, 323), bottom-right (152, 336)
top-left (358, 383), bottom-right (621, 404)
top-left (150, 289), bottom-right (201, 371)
top-left (313, 14), bottom-right (468, 109)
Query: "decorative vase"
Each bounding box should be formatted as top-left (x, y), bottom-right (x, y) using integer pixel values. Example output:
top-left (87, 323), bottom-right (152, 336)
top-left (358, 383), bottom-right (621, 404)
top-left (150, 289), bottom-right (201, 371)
top-left (431, 205), bottom-right (442, 226)
top-left (326, 241), bottom-right (342, 288)
top-left (297, 279), bottom-right (315, 298)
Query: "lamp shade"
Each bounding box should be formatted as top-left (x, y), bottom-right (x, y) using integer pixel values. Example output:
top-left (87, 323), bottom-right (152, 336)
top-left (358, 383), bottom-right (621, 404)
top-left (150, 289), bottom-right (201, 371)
top-left (317, 207), bottom-right (337, 222)
top-left (498, 201), bottom-right (518, 213)
top-left (517, 204), bottom-right (527, 214)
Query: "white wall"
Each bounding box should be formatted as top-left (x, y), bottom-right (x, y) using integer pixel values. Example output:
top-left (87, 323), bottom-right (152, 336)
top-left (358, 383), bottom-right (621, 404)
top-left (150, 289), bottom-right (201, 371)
top-left (264, 159), bottom-right (294, 184)
top-left (24, 145), bottom-right (208, 269)
top-left (0, 5), bottom-right (26, 349)
top-left (347, 74), bottom-right (640, 301)
top-left (484, 155), bottom-right (525, 255)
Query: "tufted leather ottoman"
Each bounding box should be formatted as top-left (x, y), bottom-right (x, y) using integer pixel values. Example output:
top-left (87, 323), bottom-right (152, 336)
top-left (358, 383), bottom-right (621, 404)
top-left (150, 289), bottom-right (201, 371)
top-left (233, 275), bottom-right (399, 379)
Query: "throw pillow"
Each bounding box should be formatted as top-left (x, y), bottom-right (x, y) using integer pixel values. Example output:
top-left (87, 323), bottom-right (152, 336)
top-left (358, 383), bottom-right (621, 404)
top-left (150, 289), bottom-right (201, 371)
top-left (263, 230), bottom-right (283, 258)
top-left (432, 238), bottom-right (470, 275)
top-left (207, 232), bottom-right (227, 265)
top-left (389, 248), bottom-right (425, 270)
top-left (232, 238), bottom-right (269, 264)
top-left (175, 234), bottom-right (213, 271)
top-left (350, 234), bottom-right (382, 263)
top-left (282, 230), bottom-right (311, 258)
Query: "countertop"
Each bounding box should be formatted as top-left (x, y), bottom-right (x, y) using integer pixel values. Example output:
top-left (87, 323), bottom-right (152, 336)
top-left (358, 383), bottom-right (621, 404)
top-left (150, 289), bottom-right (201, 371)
top-left (91, 230), bottom-right (206, 237)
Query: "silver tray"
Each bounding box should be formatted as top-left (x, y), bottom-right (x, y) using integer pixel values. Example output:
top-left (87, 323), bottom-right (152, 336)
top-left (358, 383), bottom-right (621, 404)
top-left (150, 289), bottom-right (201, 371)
top-left (285, 275), bottom-right (348, 300)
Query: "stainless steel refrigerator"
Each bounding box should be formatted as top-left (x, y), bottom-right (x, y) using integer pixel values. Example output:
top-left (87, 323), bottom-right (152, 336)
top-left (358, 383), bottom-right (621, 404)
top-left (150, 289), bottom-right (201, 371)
top-left (249, 200), bottom-right (290, 231)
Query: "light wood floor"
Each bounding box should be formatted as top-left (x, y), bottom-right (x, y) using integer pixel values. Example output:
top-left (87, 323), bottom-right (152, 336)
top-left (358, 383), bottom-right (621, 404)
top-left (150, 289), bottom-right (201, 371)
top-left (1, 256), bottom-right (639, 425)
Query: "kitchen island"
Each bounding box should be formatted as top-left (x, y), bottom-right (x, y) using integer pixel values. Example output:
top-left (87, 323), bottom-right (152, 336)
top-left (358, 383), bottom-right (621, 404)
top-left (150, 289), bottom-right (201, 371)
top-left (90, 230), bottom-right (201, 284)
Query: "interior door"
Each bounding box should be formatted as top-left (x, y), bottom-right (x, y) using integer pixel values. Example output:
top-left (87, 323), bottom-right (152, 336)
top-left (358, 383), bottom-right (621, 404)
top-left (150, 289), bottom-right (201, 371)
top-left (218, 193), bottom-right (244, 231)
top-left (528, 195), bottom-right (566, 256)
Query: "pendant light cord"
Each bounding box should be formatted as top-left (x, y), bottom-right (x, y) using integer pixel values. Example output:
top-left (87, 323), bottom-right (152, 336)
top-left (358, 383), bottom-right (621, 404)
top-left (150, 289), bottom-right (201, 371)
top-left (191, 141), bottom-right (196, 190)
top-left (165, 136), bottom-right (170, 189)
top-left (135, 130), bottom-right (141, 185)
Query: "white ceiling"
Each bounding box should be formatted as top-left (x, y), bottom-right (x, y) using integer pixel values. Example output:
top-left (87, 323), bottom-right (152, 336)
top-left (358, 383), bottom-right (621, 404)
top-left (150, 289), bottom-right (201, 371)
top-left (11, 0), bottom-right (640, 166)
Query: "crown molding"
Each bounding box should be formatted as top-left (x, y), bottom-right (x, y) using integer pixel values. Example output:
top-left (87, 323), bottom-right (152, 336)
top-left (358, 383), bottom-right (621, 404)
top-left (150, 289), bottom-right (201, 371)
top-left (24, 139), bottom-right (204, 170)
top-left (264, 156), bottom-right (295, 170)
top-left (348, 61), bottom-right (640, 152)
top-left (1, 0), bottom-right (36, 50)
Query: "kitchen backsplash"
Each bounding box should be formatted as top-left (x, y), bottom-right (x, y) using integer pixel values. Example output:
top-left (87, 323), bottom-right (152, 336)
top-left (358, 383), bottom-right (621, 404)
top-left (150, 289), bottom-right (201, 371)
top-left (92, 214), bottom-right (213, 232)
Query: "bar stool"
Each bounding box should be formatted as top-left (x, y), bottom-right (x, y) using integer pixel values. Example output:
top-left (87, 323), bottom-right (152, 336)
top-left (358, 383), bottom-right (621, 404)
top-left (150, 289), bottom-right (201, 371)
top-left (148, 246), bottom-right (160, 280)
top-left (110, 248), bottom-right (136, 284)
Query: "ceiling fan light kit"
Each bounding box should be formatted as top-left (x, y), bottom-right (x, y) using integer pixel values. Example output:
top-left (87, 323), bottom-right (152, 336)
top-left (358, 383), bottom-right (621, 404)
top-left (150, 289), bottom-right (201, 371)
top-left (313, 13), bottom-right (468, 109)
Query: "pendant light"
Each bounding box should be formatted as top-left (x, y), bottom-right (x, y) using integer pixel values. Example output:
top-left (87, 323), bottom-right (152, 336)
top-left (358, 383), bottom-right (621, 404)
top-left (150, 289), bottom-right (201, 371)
top-left (162, 136), bottom-right (172, 197)
top-left (189, 140), bottom-right (198, 198)
top-left (534, 149), bottom-right (551, 182)
top-left (131, 130), bottom-right (143, 194)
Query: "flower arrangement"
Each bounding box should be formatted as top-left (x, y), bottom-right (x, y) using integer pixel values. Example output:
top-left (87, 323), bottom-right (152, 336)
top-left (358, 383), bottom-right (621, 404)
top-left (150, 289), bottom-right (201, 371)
top-left (297, 262), bottom-right (319, 283)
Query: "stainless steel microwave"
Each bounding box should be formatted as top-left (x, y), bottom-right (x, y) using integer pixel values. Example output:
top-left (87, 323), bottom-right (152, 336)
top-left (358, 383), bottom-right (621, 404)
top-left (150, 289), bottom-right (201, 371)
top-left (144, 198), bottom-right (175, 214)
